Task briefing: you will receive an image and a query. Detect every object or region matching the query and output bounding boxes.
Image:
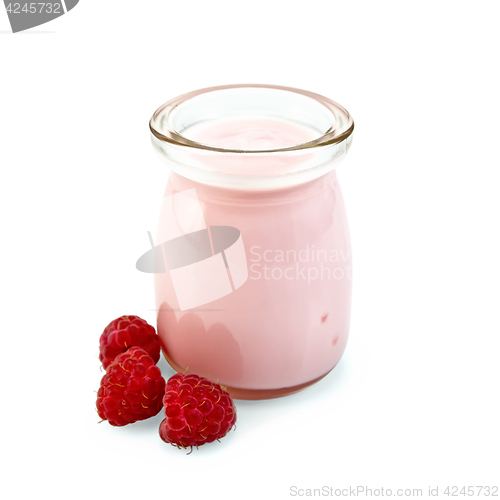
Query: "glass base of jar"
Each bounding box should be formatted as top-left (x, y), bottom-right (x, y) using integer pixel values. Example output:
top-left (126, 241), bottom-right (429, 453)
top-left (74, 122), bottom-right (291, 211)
top-left (161, 349), bottom-right (334, 400)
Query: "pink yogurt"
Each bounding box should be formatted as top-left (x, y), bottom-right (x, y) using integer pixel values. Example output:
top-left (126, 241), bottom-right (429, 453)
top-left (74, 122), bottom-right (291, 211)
top-left (150, 85), bottom-right (354, 399)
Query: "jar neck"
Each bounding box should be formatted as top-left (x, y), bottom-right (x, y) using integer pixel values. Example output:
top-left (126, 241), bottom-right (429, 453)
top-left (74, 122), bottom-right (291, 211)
top-left (152, 133), bottom-right (351, 191)
top-left (150, 84), bottom-right (354, 190)
top-left (164, 169), bottom-right (339, 205)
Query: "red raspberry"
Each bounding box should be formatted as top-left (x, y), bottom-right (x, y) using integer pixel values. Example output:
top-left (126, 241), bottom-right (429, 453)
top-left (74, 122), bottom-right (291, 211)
top-left (99, 315), bottom-right (161, 369)
top-left (96, 347), bottom-right (166, 426)
top-left (159, 373), bottom-right (237, 450)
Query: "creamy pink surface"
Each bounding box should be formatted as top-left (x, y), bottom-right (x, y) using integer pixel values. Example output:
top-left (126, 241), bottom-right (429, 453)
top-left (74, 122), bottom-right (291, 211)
top-left (184, 117), bottom-right (320, 150)
top-left (155, 118), bottom-right (352, 391)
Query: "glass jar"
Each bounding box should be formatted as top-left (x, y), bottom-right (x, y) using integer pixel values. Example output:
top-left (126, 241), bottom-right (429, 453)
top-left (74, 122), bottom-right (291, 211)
top-left (145, 84), bottom-right (354, 400)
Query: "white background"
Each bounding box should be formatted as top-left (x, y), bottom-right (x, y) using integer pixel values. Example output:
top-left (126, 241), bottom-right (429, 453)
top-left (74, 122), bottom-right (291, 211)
top-left (1, 1), bottom-right (499, 499)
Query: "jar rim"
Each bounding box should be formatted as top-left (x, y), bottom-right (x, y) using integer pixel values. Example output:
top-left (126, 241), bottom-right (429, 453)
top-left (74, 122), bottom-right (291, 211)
top-left (149, 84), bottom-right (354, 154)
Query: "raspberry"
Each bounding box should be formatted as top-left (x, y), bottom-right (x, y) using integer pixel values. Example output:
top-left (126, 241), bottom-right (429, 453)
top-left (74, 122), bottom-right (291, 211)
top-left (99, 315), bottom-right (161, 369)
top-left (96, 347), bottom-right (166, 426)
top-left (159, 373), bottom-right (237, 449)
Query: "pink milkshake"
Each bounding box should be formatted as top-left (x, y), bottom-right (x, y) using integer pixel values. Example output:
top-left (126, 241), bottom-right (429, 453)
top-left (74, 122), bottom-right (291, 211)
top-left (149, 84), bottom-right (354, 399)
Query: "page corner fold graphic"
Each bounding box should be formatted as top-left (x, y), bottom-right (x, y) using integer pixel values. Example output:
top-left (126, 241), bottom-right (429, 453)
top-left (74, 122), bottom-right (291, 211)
top-left (137, 189), bottom-right (249, 311)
